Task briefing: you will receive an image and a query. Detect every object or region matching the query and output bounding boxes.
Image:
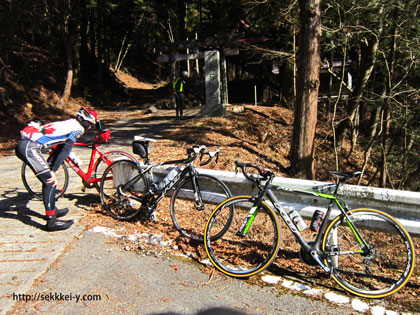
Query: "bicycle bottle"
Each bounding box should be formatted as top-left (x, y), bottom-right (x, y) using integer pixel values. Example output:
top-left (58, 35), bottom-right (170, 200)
top-left (310, 210), bottom-right (324, 232)
top-left (159, 167), bottom-right (181, 190)
top-left (68, 151), bottom-right (83, 167)
top-left (288, 209), bottom-right (307, 231)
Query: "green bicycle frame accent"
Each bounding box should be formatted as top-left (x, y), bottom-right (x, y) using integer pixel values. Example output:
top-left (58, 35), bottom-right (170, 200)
top-left (238, 206), bottom-right (259, 236)
top-left (269, 183), bottom-right (367, 249)
top-left (254, 183), bottom-right (368, 267)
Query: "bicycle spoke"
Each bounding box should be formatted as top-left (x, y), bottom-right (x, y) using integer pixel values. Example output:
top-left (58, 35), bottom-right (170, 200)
top-left (100, 160), bottom-right (147, 220)
top-left (22, 162), bottom-right (68, 200)
top-left (94, 151), bottom-right (136, 192)
top-left (205, 197), bottom-right (281, 277)
top-left (171, 174), bottom-right (232, 241)
top-left (323, 209), bottom-right (415, 298)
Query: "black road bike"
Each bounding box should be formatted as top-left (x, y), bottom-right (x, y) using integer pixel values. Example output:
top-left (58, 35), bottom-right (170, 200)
top-left (204, 161), bottom-right (416, 298)
top-left (100, 136), bottom-right (233, 241)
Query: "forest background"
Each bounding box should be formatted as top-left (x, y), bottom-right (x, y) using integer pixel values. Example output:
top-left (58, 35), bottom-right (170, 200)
top-left (1, 0), bottom-right (420, 191)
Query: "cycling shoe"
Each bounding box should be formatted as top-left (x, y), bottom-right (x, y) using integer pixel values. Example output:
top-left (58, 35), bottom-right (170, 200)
top-left (46, 216), bottom-right (74, 232)
top-left (55, 208), bottom-right (69, 218)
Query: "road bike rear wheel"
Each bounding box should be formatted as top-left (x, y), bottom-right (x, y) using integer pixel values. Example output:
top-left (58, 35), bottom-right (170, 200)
top-left (322, 208), bottom-right (415, 298)
top-left (21, 162), bottom-right (69, 200)
top-left (100, 159), bottom-right (149, 220)
top-left (93, 151), bottom-right (137, 192)
top-left (170, 174), bottom-right (233, 242)
top-left (204, 196), bottom-right (281, 277)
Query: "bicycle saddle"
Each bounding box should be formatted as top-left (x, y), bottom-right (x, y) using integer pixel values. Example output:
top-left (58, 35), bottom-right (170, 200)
top-left (329, 171), bottom-right (362, 179)
top-left (134, 135), bottom-right (156, 143)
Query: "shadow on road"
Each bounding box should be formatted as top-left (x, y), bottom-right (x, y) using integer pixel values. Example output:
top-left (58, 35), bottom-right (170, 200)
top-left (0, 189), bottom-right (46, 230)
top-left (150, 307), bottom-right (247, 315)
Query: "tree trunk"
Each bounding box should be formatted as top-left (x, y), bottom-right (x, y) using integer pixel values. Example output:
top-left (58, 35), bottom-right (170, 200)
top-left (79, 0), bottom-right (88, 79)
top-left (220, 49), bottom-right (229, 105)
top-left (380, 9), bottom-right (398, 188)
top-left (57, 54), bottom-right (73, 108)
top-left (335, 38), bottom-right (380, 147)
top-left (289, 0), bottom-right (321, 180)
top-left (178, 0), bottom-right (186, 41)
top-left (292, 28), bottom-right (297, 99)
top-left (57, 0), bottom-right (74, 108)
top-left (335, 6), bottom-right (384, 148)
top-left (177, 0), bottom-right (187, 70)
top-left (169, 44), bottom-right (176, 108)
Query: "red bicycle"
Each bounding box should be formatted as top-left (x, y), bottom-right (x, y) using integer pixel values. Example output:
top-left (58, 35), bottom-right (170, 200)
top-left (21, 129), bottom-right (136, 200)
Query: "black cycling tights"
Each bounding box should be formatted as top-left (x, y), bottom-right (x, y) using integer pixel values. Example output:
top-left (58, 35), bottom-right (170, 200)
top-left (37, 172), bottom-right (56, 217)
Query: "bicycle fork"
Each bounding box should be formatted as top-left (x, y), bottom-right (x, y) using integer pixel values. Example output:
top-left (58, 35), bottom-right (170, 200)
top-left (236, 205), bottom-right (259, 237)
top-left (235, 190), bottom-right (269, 236)
top-left (189, 172), bottom-right (206, 211)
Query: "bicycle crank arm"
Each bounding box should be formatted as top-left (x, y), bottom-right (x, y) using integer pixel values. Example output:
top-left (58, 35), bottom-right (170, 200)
top-left (116, 186), bottom-right (136, 200)
top-left (310, 251), bottom-right (331, 273)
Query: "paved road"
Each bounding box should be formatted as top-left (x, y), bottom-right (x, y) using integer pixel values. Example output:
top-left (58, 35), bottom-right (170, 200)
top-left (0, 109), bottom-right (412, 314)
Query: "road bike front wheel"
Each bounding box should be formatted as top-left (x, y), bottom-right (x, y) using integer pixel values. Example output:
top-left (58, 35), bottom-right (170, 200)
top-left (322, 208), bottom-right (416, 298)
top-left (21, 162), bottom-right (69, 200)
top-left (100, 159), bottom-right (149, 220)
top-left (170, 174), bottom-right (233, 242)
top-left (204, 196), bottom-right (281, 277)
top-left (93, 150), bottom-right (137, 192)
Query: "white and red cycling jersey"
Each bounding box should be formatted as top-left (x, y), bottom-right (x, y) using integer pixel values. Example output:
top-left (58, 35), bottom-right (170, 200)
top-left (20, 119), bottom-right (85, 147)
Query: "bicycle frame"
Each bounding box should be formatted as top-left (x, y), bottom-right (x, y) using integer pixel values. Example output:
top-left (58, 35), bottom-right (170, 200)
top-left (49, 139), bottom-right (134, 189)
top-left (206, 162), bottom-right (415, 298)
top-left (118, 160), bottom-right (202, 210)
top-left (65, 141), bottom-right (110, 188)
top-left (240, 180), bottom-right (366, 274)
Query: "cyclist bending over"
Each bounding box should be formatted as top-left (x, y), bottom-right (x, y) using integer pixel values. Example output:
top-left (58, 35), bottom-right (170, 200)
top-left (15, 107), bottom-right (99, 231)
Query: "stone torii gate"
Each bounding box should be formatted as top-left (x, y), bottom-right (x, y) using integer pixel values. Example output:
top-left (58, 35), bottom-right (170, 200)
top-left (156, 34), bottom-right (241, 116)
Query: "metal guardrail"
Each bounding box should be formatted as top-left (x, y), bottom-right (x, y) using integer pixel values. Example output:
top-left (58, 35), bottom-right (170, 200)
top-left (154, 166), bottom-right (420, 237)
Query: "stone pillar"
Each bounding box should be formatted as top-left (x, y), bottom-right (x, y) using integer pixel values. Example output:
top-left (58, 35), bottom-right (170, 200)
top-left (202, 50), bottom-right (225, 116)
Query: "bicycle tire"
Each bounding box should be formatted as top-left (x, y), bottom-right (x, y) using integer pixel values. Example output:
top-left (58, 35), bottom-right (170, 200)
top-left (204, 196), bottom-right (281, 277)
top-left (93, 150), bottom-right (137, 192)
top-left (170, 174), bottom-right (233, 242)
top-left (21, 162), bottom-right (69, 200)
top-left (100, 159), bottom-right (149, 220)
top-left (322, 208), bottom-right (416, 298)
